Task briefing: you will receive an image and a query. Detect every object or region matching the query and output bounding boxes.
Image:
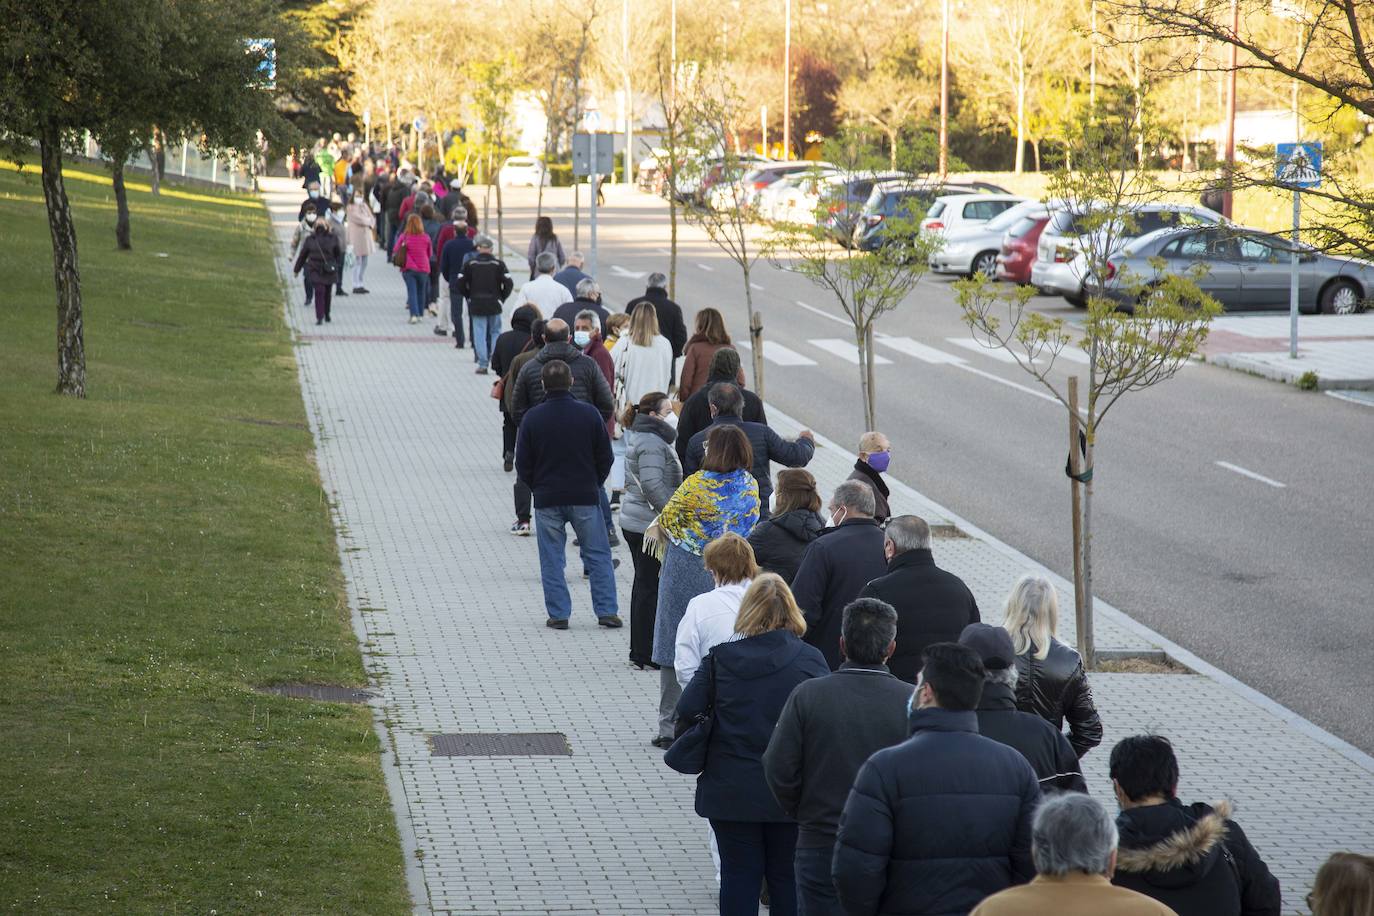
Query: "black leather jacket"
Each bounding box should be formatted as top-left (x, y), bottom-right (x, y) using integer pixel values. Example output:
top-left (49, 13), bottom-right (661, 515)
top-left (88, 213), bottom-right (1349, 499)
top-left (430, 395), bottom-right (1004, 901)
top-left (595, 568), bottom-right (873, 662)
top-left (1013, 637), bottom-right (1103, 758)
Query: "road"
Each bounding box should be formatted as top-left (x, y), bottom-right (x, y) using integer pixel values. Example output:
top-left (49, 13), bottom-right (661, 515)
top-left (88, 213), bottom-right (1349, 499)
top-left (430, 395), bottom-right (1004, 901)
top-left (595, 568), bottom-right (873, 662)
top-left (483, 183), bottom-right (1374, 753)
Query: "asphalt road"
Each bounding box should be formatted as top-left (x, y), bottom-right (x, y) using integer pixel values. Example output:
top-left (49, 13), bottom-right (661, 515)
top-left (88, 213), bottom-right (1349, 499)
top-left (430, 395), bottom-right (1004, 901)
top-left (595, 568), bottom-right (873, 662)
top-left (485, 183), bottom-right (1374, 753)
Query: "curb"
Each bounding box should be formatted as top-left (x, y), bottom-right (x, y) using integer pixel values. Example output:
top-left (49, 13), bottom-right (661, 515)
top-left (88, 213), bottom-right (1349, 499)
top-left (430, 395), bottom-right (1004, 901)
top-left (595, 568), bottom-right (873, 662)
top-left (763, 401), bottom-right (1374, 777)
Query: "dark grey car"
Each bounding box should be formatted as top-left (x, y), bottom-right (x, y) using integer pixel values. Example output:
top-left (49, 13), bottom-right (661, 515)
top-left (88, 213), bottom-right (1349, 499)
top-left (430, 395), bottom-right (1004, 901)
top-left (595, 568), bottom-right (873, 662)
top-left (1094, 226), bottom-right (1371, 314)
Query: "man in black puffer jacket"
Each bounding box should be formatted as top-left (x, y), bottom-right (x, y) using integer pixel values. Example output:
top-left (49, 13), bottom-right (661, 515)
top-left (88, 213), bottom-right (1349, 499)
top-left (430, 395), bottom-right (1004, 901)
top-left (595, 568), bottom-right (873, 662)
top-left (833, 642), bottom-right (1040, 916)
top-left (512, 319), bottom-right (615, 426)
top-left (1109, 735), bottom-right (1281, 916)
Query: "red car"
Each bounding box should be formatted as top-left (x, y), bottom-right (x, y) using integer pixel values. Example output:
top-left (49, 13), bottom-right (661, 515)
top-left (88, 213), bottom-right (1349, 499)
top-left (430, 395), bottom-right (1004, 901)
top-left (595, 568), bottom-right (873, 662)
top-left (996, 214), bottom-right (1050, 284)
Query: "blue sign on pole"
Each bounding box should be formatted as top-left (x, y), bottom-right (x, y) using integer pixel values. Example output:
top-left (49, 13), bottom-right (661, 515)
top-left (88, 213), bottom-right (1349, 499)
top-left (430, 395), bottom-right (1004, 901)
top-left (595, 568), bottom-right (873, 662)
top-left (1276, 142), bottom-right (1321, 188)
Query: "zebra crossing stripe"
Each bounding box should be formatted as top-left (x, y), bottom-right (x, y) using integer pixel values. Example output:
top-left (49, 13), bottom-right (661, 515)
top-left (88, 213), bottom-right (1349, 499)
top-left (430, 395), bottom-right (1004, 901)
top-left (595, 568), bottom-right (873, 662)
top-left (736, 340), bottom-right (817, 366)
top-left (808, 339), bottom-right (894, 365)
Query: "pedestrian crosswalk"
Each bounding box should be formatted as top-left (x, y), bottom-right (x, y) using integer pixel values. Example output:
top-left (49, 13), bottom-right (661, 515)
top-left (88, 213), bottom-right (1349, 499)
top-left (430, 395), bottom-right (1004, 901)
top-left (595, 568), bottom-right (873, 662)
top-left (742, 333), bottom-right (1098, 375)
top-left (735, 339), bottom-right (818, 366)
top-left (809, 338), bottom-right (894, 365)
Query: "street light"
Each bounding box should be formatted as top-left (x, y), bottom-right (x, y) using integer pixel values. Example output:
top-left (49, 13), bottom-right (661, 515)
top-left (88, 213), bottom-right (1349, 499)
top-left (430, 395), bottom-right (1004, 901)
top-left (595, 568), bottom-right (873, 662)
top-left (783, 0), bottom-right (792, 159)
top-left (939, 0), bottom-right (950, 179)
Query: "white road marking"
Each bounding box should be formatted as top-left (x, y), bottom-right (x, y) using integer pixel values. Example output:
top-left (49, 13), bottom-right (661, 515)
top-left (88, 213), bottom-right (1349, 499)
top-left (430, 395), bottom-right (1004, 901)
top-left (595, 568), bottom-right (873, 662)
top-left (655, 247), bottom-right (671, 255)
top-left (1326, 389), bottom-right (1374, 408)
top-left (878, 337), bottom-right (967, 365)
top-left (750, 282), bottom-right (764, 291)
top-left (945, 337), bottom-right (1034, 364)
top-left (1054, 347), bottom-right (1092, 365)
top-left (1215, 461), bottom-right (1287, 488)
top-left (792, 300), bottom-right (852, 327)
top-left (609, 265), bottom-right (647, 279)
top-left (809, 338), bottom-right (893, 365)
top-left (697, 263), bottom-right (714, 272)
top-left (735, 340), bottom-right (818, 366)
top-left (952, 364), bottom-right (1061, 404)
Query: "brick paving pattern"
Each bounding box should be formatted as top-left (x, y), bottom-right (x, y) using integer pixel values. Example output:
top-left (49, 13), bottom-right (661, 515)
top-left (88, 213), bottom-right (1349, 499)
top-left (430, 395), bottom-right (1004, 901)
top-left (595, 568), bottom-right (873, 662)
top-left (265, 180), bottom-right (1373, 914)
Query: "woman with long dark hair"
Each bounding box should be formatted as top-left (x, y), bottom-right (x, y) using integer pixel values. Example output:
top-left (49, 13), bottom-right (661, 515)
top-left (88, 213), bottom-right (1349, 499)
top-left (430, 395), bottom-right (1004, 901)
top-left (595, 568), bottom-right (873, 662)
top-left (526, 215), bottom-right (566, 279)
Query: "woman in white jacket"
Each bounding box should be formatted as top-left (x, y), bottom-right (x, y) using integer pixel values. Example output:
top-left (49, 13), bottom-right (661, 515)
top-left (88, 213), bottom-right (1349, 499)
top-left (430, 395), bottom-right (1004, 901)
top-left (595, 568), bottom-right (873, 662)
top-left (673, 532), bottom-right (758, 690)
top-left (611, 301), bottom-right (674, 409)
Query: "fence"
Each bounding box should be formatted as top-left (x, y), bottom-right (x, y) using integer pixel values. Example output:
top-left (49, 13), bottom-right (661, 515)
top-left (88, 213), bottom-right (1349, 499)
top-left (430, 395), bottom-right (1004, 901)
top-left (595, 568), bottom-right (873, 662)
top-left (79, 133), bottom-right (256, 190)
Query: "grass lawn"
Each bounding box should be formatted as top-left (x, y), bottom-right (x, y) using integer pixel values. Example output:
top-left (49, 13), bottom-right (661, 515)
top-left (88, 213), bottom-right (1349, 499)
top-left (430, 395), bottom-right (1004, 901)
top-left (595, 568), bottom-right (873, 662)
top-left (0, 163), bottom-right (409, 914)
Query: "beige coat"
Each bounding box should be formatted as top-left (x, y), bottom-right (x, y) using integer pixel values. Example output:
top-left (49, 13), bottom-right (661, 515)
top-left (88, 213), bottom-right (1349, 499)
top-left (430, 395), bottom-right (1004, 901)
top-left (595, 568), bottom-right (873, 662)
top-left (345, 200), bottom-right (376, 256)
top-left (971, 873), bottom-right (1177, 916)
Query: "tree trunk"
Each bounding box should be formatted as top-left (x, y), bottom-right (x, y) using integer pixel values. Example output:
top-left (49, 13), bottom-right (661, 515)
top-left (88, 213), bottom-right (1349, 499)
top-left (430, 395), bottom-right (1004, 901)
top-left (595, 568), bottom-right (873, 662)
top-left (150, 129), bottom-right (164, 196)
top-left (1032, 140), bottom-right (1041, 173)
top-left (863, 322), bottom-right (877, 430)
top-left (496, 178), bottom-right (505, 255)
top-left (668, 193), bottom-right (678, 299)
top-left (744, 270), bottom-right (765, 399)
top-left (1080, 440), bottom-right (1095, 670)
top-left (887, 129), bottom-right (897, 171)
top-left (40, 128), bottom-right (86, 398)
top-left (112, 161), bottom-right (132, 250)
top-left (1014, 69), bottom-right (1027, 174)
top-left (856, 322), bottom-right (874, 431)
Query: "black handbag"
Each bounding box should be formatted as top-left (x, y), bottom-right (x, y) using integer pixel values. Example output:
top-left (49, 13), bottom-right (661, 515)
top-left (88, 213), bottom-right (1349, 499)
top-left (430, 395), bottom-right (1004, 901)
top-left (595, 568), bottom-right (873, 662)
top-left (663, 654), bottom-right (716, 775)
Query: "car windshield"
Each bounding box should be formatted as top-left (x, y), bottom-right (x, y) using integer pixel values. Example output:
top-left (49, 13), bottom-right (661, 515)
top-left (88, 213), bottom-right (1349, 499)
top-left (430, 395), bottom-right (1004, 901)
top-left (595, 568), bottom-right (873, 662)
top-left (1007, 216), bottom-right (1042, 239)
top-left (984, 203), bottom-right (1036, 233)
top-left (927, 201), bottom-right (947, 217)
top-left (1048, 210), bottom-right (1090, 235)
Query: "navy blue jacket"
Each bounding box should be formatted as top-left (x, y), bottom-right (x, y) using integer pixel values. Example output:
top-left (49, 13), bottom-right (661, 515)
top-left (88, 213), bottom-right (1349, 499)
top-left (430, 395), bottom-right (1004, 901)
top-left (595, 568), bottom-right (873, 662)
top-left (676, 630), bottom-right (829, 823)
top-left (439, 235), bottom-right (476, 286)
top-left (552, 265), bottom-right (592, 298)
top-left (833, 707), bottom-right (1041, 916)
top-left (684, 415), bottom-right (815, 509)
top-left (791, 519), bottom-right (888, 670)
top-left (514, 390), bottom-right (611, 508)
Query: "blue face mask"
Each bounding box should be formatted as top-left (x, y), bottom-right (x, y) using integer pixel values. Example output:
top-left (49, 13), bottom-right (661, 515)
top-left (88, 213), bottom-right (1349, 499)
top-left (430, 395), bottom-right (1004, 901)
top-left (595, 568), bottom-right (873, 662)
top-left (573, 330), bottom-right (592, 347)
top-left (868, 450), bottom-right (891, 473)
top-left (308, 189), bottom-right (319, 199)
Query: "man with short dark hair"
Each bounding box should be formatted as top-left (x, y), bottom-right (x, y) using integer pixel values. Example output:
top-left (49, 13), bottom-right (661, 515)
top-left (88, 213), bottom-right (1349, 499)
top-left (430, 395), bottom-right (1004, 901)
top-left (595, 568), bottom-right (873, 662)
top-left (833, 642), bottom-right (1041, 916)
top-left (792, 481), bottom-right (888, 670)
top-left (959, 623), bottom-right (1086, 793)
top-left (515, 360), bottom-right (621, 630)
top-left (858, 514), bottom-right (980, 683)
top-left (971, 794), bottom-right (1175, 916)
top-left (683, 383), bottom-right (814, 515)
top-left (627, 272), bottom-right (688, 382)
top-left (675, 347), bottom-right (766, 465)
top-left (763, 598), bottom-right (912, 916)
top-left (1109, 735), bottom-right (1281, 916)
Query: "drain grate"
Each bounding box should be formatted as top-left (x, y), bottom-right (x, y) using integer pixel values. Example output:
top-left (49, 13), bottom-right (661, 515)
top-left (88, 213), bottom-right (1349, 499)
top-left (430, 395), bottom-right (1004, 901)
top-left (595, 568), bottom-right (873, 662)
top-left (429, 732), bottom-right (571, 757)
top-left (257, 683), bottom-right (375, 704)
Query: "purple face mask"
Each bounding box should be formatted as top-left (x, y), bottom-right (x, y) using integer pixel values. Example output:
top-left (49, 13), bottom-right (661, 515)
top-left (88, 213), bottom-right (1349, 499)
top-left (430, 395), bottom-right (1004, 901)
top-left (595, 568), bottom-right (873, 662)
top-left (867, 450), bottom-right (891, 473)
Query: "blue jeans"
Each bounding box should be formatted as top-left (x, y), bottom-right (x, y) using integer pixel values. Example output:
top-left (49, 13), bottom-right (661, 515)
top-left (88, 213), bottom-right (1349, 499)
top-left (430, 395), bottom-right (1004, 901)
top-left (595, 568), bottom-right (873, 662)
top-left (471, 313), bottom-right (502, 367)
top-left (534, 505), bottom-right (619, 621)
top-left (403, 269), bottom-right (429, 317)
top-left (710, 819), bottom-right (798, 916)
top-left (598, 486), bottom-right (613, 533)
top-left (794, 844), bottom-right (843, 916)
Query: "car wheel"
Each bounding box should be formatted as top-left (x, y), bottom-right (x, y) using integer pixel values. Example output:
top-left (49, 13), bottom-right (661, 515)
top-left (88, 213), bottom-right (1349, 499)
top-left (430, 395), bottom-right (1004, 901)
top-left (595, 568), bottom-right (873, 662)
top-left (970, 251), bottom-right (999, 278)
top-left (1065, 287), bottom-right (1086, 308)
top-left (1320, 279), bottom-right (1362, 314)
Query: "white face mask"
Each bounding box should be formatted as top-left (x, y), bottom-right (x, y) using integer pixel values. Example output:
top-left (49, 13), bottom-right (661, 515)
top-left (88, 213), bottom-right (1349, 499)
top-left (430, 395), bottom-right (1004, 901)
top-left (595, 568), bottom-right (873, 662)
top-left (305, 211), bottom-right (318, 224)
top-left (661, 410), bottom-right (678, 429)
top-left (573, 330), bottom-right (592, 347)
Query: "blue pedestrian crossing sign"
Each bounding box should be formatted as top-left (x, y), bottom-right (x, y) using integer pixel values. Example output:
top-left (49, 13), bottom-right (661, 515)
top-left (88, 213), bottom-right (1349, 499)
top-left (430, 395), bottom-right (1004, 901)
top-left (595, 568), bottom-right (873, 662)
top-left (1276, 142), bottom-right (1322, 188)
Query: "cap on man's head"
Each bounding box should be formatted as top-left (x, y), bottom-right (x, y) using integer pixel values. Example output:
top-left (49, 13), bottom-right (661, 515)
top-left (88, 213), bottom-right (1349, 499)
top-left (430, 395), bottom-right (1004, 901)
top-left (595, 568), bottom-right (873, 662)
top-left (450, 178), bottom-right (463, 190)
top-left (958, 623), bottom-right (1016, 670)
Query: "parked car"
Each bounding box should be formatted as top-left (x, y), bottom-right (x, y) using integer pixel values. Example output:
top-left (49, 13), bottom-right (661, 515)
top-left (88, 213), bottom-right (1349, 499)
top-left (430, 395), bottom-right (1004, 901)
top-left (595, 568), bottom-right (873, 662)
top-left (996, 212), bottom-right (1052, 284)
top-left (852, 180), bottom-right (1012, 251)
top-left (739, 161), bottom-right (834, 208)
top-left (698, 154), bottom-right (773, 208)
top-left (498, 156), bottom-right (549, 188)
top-left (1031, 202), bottom-right (1224, 305)
top-left (819, 171), bottom-right (915, 245)
top-left (764, 168), bottom-right (839, 224)
top-left (930, 200), bottom-right (1045, 277)
top-left (1091, 225), bottom-right (1371, 313)
top-left (920, 193), bottom-right (1026, 236)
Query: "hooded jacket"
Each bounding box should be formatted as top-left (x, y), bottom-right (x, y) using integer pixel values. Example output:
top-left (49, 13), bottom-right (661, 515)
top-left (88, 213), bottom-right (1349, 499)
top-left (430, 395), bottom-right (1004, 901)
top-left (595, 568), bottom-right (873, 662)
top-left (491, 307), bottom-right (540, 392)
top-left (747, 508), bottom-right (825, 584)
top-left (512, 340), bottom-right (615, 426)
top-left (1113, 800), bottom-right (1281, 916)
top-left (858, 548), bottom-right (981, 683)
top-left (791, 519), bottom-right (888, 670)
top-left (973, 680), bottom-right (1086, 793)
top-left (620, 413), bottom-right (681, 535)
top-left (1012, 638), bottom-right (1103, 758)
top-left (673, 629), bottom-right (829, 822)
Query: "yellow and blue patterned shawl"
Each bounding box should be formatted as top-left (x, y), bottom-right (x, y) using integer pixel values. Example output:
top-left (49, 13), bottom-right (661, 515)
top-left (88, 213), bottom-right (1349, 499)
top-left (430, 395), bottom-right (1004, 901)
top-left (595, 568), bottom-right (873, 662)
top-left (658, 469), bottom-right (760, 555)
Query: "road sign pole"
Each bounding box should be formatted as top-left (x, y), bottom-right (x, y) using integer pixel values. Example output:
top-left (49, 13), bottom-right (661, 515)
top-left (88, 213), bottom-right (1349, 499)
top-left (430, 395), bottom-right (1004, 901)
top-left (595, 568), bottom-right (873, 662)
top-left (1290, 187), bottom-right (1300, 359)
top-left (590, 171), bottom-right (599, 280)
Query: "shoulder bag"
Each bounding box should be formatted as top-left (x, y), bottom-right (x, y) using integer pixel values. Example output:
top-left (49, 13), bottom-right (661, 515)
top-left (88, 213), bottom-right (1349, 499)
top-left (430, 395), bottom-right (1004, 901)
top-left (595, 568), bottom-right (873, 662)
top-left (663, 654), bottom-right (716, 775)
top-left (391, 238), bottom-right (407, 269)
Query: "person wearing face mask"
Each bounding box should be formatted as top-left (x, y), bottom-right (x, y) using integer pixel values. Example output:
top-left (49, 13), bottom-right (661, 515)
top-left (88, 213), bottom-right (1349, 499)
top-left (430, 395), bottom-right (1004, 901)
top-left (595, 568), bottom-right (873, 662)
top-left (345, 188), bottom-right (376, 293)
top-left (292, 212), bottom-right (343, 326)
top-left (325, 204), bottom-right (350, 298)
top-left (848, 431), bottom-right (893, 524)
top-left (297, 181), bottom-right (331, 222)
top-left (290, 208), bottom-right (323, 309)
top-left (619, 391), bottom-right (682, 673)
top-left (789, 480), bottom-right (888, 670)
top-left (832, 642), bottom-right (1041, 916)
top-left (857, 514), bottom-right (980, 684)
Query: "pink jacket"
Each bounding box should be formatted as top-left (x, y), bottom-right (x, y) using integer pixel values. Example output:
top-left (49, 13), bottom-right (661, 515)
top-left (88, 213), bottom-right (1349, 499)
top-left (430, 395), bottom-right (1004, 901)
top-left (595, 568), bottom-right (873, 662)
top-left (393, 232), bottom-right (432, 273)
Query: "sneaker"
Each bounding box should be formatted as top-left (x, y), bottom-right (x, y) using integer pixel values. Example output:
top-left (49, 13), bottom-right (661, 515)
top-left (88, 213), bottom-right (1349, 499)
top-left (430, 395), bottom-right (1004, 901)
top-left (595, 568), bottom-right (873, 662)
top-left (475, 366), bottom-right (489, 375)
top-left (336, 289), bottom-right (349, 297)
top-left (426, 306), bottom-right (438, 316)
top-left (503, 451), bottom-right (514, 473)
top-left (352, 286), bottom-right (366, 294)
top-left (650, 736), bottom-right (674, 749)
top-left (609, 492), bottom-right (621, 510)
top-left (454, 340), bottom-right (466, 349)
top-left (408, 315), bottom-right (418, 324)
top-left (581, 557), bottom-right (620, 577)
top-left (597, 615), bottom-right (624, 628)
top-left (433, 327), bottom-right (448, 336)
top-left (315, 318), bottom-right (323, 325)
top-left (324, 315), bottom-right (331, 323)
top-left (510, 520), bottom-right (531, 536)
top-left (545, 617), bottom-right (569, 630)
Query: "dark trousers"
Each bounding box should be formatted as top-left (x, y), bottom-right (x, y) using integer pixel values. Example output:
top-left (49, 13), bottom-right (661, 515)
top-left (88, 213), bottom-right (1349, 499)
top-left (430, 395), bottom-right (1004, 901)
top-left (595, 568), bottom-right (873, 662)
top-left (335, 252), bottom-right (346, 292)
top-left (302, 273), bottom-right (313, 305)
top-left (622, 529), bottom-right (661, 667)
top-left (794, 843), bottom-right (844, 916)
top-left (502, 411), bottom-right (517, 457)
top-left (514, 478), bottom-right (531, 524)
top-left (710, 820), bottom-right (798, 916)
top-left (428, 260), bottom-right (441, 304)
top-left (450, 289), bottom-right (466, 347)
top-left (312, 283), bottom-right (333, 322)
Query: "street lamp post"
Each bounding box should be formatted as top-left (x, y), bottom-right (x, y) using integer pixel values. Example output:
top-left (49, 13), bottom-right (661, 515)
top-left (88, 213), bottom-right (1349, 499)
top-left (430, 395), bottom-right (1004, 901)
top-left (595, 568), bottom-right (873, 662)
top-left (939, 0), bottom-right (950, 179)
top-left (783, 0), bottom-right (792, 159)
top-left (1222, 0), bottom-right (1238, 219)
top-left (623, 0), bottom-right (632, 185)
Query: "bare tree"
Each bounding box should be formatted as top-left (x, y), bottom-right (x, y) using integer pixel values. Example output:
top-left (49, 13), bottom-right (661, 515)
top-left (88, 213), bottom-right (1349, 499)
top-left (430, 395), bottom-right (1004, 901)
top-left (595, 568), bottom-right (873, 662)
top-left (836, 70), bottom-right (937, 169)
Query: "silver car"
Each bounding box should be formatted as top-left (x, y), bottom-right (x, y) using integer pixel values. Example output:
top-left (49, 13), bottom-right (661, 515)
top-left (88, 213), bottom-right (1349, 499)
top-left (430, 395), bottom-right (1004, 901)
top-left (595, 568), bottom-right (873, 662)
top-left (929, 200), bottom-right (1044, 277)
top-left (1092, 226), bottom-right (1371, 314)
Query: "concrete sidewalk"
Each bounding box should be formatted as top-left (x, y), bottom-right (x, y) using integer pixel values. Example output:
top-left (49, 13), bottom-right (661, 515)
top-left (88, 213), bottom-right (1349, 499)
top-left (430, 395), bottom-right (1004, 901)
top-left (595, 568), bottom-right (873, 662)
top-left (264, 179), bottom-right (1373, 914)
top-left (1204, 313), bottom-right (1374, 390)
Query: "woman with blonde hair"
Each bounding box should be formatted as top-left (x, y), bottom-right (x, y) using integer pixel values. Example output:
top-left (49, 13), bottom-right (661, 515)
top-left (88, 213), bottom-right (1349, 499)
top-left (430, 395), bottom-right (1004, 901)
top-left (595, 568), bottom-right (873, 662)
top-left (673, 572), bottom-right (828, 915)
top-left (677, 307), bottom-right (745, 401)
top-left (1310, 852), bottom-right (1374, 916)
top-left (1001, 574), bottom-right (1103, 757)
top-left (610, 301), bottom-right (674, 408)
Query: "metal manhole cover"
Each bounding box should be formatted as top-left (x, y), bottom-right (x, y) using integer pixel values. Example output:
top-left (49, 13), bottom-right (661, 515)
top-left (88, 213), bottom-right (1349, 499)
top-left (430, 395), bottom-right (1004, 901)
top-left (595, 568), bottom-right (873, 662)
top-left (428, 732), bottom-right (571, 757)
top-left (257, 683), bottom-right (375, 703)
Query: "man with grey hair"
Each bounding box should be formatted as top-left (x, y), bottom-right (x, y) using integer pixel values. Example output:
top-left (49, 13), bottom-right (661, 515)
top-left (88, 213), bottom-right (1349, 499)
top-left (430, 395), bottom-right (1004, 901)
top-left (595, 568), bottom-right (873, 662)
top-left (514, 250), bottom-right (574, 313)
top-left (971, 794), bottom-right (1175, 916)
top-left (858, 514), bottom-right (980, 682)
top-left (764, 598), bottom-right (912, 915)
top-left (553, 250), bottom-right (592, 298)
top-left (792, 480), bottom-right (888, 669)
top-left (959, 622), bottom-right (1087, 793)
top-left (552, 277), bottom-right (609, 336)
top-left (627, 272), bottom-right (687, 383)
